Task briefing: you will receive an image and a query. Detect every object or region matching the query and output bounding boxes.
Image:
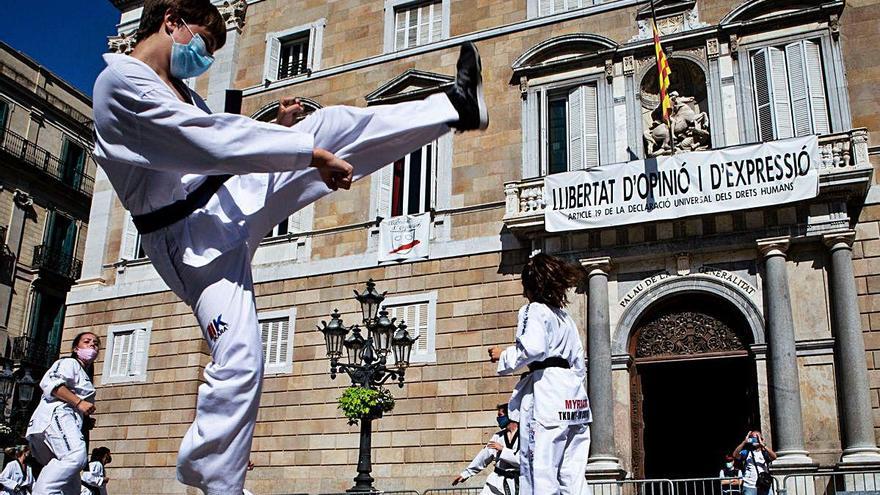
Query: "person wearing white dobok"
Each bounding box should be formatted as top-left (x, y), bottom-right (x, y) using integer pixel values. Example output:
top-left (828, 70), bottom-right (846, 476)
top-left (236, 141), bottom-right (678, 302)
top-left (26, 332), bottom-right (100, 495)
top-left (91, 1), bottom-right (488, 493)
top-left (453, 404), bottom-right (521, 495)
top-left (80, 447), bottom-right (111, 495)
top-left (489, 254), bottom-right (593, 495)
top-left (0, 445), bottom-right (34, 495)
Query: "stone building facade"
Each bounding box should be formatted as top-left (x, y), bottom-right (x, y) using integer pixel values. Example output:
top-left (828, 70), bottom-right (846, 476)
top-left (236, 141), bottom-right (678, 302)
top-left (72, 0), bottom-right (880, 492)
top-left (0, 40), bottom-right (96, 431)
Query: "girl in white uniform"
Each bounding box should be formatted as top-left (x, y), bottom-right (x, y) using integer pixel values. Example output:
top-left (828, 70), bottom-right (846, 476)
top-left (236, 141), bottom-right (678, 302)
top-left (91, 1), bottom-right (487, 493)
top-left (489, 254), bottom-right (592, 495)
top-left (0, 445), bottom-right (34, 494)
top-left (453, 404), bottom-right (521, 495)
top-left (26, 332), bottom-right (99, 495)
top-left (80, 447), bottom-right (111, 495)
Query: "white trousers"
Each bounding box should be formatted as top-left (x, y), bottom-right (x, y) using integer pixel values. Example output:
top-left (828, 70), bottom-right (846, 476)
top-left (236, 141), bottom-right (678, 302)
top-left (144, 94), bottom-right (458, 495)
top-left (28, 407), bottom-right (87, 495)
top-left (520, 418), bottom-right (591, 495)
top-left (482, 472), bottom-right (518, 495)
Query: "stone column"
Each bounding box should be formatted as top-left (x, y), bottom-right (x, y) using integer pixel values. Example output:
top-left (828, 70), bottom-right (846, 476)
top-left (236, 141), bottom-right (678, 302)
top-left (757, 237), bottom-right (814, 469)
top-left (580, 257), bottom-right (623, 478)
top-left (823, 231), bottom-right (880, 466)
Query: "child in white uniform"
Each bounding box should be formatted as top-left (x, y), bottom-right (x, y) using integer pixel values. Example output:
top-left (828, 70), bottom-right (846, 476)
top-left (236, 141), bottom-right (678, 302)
top-left (91, 1), bottom-right (488, 493)
top-left (0, 445), bottom-right (34, 495)
top-left (26, 332), bottom-right (100, 495)
top-left (489, 254), bottom-right (592, 495)
top-left (80, 447), bottom-right (111, 495)
top-left (453, 404), bottom-right (521, 495)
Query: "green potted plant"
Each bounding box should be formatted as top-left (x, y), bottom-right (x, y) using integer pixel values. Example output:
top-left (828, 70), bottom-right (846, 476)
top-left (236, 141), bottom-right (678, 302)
top-left (337, 386), bottom-right (395, 425)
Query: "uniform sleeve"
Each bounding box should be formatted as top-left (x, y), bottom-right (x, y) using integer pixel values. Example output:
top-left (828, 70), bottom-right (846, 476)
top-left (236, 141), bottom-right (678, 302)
top-left (93, 69), bottom-right (315, 175)
top-left (497, 304), bottom-right (548, 375)
top-left (0, 461), bottom-right (19, 490)
top-left (81, 462), bottom-right (105, 487)
top-left (459, 434), bottom-right (499, 480)
top-left (41, 358), bottom-right (79, 399)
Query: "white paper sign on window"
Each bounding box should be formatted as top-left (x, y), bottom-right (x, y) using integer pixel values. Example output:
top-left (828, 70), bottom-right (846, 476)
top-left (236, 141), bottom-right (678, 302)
top-left (378, 212), bottom-right (431, 262)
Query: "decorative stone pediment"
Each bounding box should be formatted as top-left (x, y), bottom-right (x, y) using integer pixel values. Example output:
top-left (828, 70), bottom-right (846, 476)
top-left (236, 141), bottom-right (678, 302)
top-left (218, 0), bottom-right (248, 32)
top-left (720, 0), bottom-right (827, 25)
top-left (365, 69), bottom-right (453, 105)
top-left (630, 0), bottom-right (708, 41)
top-left (512, 34), bottom-right (618, 76)
top-left (251, 97), bottom-right (322, 122)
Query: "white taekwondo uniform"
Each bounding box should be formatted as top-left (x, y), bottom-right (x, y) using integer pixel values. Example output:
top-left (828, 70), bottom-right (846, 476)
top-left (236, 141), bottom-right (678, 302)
top-left (496, 302), bottom-right (593, 495)
top-left (80, 461), bottom-right (107, 495)
top-left (91, 53), bottom-right (459, 495)
top-left (26, 358), bottom-right (95, 495)
top-left (0, 459), bottom-right (34, 495)
top-left (459, 429), bottom-right (521, 495)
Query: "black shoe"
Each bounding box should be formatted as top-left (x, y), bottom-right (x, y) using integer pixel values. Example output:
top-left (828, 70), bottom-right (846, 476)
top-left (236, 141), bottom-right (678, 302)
top-left (446, 42), bottom-right (489, 131)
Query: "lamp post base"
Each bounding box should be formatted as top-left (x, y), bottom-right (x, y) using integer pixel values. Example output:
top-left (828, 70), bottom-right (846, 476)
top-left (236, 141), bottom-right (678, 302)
top-left (348, 416), bottom-right (377, 493)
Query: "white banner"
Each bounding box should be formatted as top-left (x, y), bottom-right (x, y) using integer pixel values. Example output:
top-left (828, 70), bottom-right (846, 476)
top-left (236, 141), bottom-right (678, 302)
top-left (378, 213), bottom-right (431, 262)
top-left (545, 136), bottom-right (820, 232)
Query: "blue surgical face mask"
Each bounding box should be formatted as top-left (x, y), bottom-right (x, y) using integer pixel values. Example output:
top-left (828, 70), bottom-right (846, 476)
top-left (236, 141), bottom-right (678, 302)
top-left (170, 20), bottom-right (214, 79)
top-left (497, 415), bottom-right (510, 429)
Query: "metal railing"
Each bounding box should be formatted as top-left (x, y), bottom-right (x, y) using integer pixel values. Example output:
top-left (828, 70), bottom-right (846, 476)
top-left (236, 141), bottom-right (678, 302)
top-left (0, 61), bottom-right (93, 128)
top-left (590, 478), bottom-right (676, 495)
top-left (11, 335), bottom-right (60, 370)
top-left (32, 244), bottom-right (82, 281)
top-left (318, 492), bottom-right (420, 495)
top-left (781, 470), bottom-right (880, 495)
top-left (0, 129), bottom-right (94, 196)
top-left (423, 489), bottom-right (483, 495)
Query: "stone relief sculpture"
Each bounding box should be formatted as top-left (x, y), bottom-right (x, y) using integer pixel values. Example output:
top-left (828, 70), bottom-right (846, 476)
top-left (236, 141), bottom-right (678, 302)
top-left (644, 92), bottom-right (711, 157)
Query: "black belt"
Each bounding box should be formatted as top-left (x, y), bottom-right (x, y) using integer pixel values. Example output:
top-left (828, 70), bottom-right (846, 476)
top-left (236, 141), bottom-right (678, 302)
top-left (495, 467), bottom-right (520, 495)
top-left (494, 467), bottom-right (520, 478)
top-left (527, 356), bottom-right (570, 373)
top-left (131, 175), bottom-right (232, 234)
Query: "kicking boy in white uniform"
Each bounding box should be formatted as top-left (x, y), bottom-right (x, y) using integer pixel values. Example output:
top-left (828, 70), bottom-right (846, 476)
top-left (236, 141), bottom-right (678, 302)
top-left (91, 1), bottom-right (488, 493)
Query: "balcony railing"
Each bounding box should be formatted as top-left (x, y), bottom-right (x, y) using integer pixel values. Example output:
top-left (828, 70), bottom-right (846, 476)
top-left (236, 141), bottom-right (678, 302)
top-left (503, 129), bottom-right (873, 232)
top-left (32, 244), bottom-right (82, 282)
top-left (0, 129), bottom-right (94, 196)
top-left (0, 61), bottom-right (93, 128)
top-left (11, 335), bottom-right (60, 370)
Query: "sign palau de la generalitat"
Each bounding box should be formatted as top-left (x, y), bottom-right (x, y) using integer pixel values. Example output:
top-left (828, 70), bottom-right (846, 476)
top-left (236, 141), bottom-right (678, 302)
top-left (545, 136), bottom-right (819, 232)
top-left (618, 268), bottom-right (758, 309)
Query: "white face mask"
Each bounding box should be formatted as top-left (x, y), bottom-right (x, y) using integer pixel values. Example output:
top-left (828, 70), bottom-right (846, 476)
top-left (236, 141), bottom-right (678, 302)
top-left (726, 462), bottom-right (735, 469)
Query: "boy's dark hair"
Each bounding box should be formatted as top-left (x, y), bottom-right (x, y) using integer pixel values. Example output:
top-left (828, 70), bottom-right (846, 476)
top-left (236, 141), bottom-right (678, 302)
top-left (520, 253), bottom-right (582, 309)
top-left (497, 403), bottom-right (508, 415)
top-left (135, 0), bottom-right (227, 51)
top-left (91, 447), bottom-right (111, 463)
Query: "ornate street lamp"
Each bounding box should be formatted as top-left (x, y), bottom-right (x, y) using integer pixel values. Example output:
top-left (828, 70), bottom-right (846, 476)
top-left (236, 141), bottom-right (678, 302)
top-left (353, 279), bottom-right (385, 324)
top-left (16, 369), bottom-right (36, 404)
top-left (319, 280), bottom-right (417, 494)
top-left (391, 323), bottom-right (418, 370)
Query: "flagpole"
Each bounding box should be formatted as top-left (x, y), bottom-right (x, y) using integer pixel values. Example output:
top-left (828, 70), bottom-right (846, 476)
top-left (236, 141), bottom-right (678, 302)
top-left (650, 0), bottom-right (676, 155)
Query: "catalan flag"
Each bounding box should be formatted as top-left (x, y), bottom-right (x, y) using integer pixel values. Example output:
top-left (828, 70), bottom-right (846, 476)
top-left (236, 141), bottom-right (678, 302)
top-left (652, 19), bottom-right (672, 123)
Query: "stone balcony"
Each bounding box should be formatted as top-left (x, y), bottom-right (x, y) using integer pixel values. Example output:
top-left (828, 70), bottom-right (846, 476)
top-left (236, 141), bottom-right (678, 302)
top-left (503, 129), bottom-right (873, 234)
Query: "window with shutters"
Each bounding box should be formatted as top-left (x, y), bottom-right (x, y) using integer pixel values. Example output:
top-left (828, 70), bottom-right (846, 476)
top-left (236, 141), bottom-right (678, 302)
top-left (382, 292), bottom-right (437, 363)
top-left (384, 0), bottom-right (449, 52)
top-left (750, 39), bottom-right (830, 141)
top-left (394, 1), bottom-right (442, 50)
top-left (375, 140), bottom-right (440, 219)
top-left (120, 211), bottom-right (147, 261)
top-left (540, 82), bottom-right (601, 175)
top-left (104, 321), bottom-right (152, 384)
top-left (263, 20), bottom-right (325, 84)
top-left (535, 0), bottom-right (585, 16)
top-left (259, 308), bottom-right (296, 374)
top-left (265, 210), bottom-right (310, 240)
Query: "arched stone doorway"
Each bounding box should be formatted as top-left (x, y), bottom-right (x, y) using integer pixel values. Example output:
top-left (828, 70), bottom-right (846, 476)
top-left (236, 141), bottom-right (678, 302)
top-left (629, 292), bottom-right (761, 479)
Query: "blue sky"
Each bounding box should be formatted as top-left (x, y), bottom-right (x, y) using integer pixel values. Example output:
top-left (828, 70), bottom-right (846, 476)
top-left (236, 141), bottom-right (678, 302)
top-left (0, 0), bottom-right (121, 97)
